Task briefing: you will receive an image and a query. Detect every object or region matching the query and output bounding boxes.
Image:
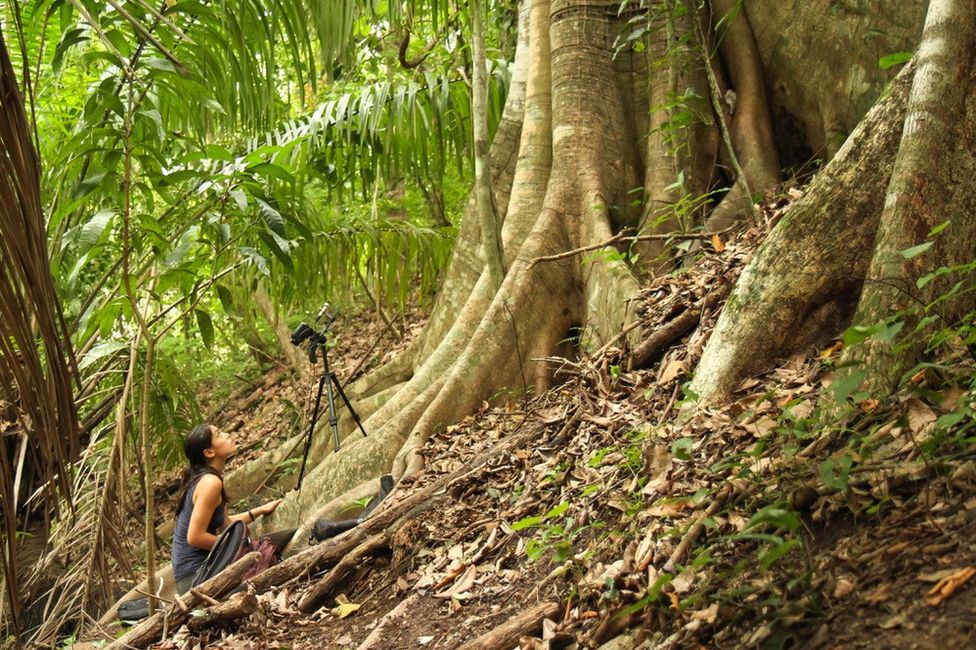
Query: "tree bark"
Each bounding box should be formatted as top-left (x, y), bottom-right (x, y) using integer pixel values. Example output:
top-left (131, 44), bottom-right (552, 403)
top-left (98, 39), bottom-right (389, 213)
top-left (840, 0), bottom-right (976, 396)
top-left (690, 65), bottom-right (914, 403)
top-left (297, 533), bottom-right (387, 612)
top-left (472, 0), bottom-right (505, 289)
top-left (185, 590), bottom-right (258, 632)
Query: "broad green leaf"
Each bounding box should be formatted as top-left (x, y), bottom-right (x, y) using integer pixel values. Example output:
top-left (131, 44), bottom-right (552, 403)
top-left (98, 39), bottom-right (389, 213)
top-left (879, 51), bottom-right (913, 69)
top-left (216, 285), bottom-right (235, 314)
top-left (671, 437), bottom-right (694, 460)
top-left (257, 198), bottom-right (286, 236)
top-left (512, 515), bottom-right (543, 531)
top-left (830, 368), bottom-right (867, 403)
top-left (77, 210), bottom-right (115, 254)
top-left (249, 161), bottom-right (295, 184)
top-left (546, 502), bottom-right (570, 519)
top-left (79, 340), bottom-right (128, 371)
top-left (261, 230), bottom-right (293, 271)
top-left (759, 538), bottom-right (798, 570)
top-left (72, 173), bottom-right (107, 201)
top-left (820, 454), bottom-right (853, 491)
top-left (195, 309), bottom-right (215, 348)
top-left (899, 241), bottom-right (933, 259)
top-left (928, 220), bottom-right (950, 237)
top-left (747, 504), bottom-right (800, 533)
top-left (240, 246), bottom-right (270, 276)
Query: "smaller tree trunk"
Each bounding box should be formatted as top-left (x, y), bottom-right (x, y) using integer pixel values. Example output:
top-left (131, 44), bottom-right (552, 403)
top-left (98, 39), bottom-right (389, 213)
top-left (472, 0), bottom-right (505, 289)
top-left (840, 0), bottom-right (976, 396)
top-left (255, 284), bottom-right (310, 380)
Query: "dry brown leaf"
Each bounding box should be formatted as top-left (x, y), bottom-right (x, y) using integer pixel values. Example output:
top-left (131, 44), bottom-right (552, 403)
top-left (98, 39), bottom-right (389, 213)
top-left (832, 577), bottom-right (856, 599)
top-left (690, 602), bottom-right (719, 624)
top-left (435, 565), bottom-right (477, 599)
top-left (820, 341), bottom-right (843, 359)
top-left (925, 566), bottom-right (975, 605)
top-left (864, 582), bottom-right (893, 603)
top-left (332, 602), bottom-right (361, 619)
top-left (905, 398), bottom-right (937, 437)
top-left (858, 398), bottom-right (880, 413)
top-left (666, 591), bottom-right (681, 610)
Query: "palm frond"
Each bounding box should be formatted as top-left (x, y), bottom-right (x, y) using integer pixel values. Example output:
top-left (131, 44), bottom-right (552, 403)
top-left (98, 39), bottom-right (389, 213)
top-left (0, 25), bottom-right (80, 638)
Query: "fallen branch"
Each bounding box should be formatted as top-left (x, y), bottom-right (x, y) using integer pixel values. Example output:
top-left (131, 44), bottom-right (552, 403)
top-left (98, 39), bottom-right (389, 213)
top-left (527, 229), bottom-right (730, 269)
top-left (628, 307), bottom-right (702, 370)
top-left (248, 422), bottom-right (544, 594)
top-left (298, 533), bottom-right (389, 612)
top-left (629, 283), bottom-right (732, 370)
top-left (456, 601), bottom-right (561, 650)
top-left (106, 552), bottom-right (260, 650)
top-left (186, 590), bottom-right (258, 632)
top-left (663, 485), bottom-right (733, 573)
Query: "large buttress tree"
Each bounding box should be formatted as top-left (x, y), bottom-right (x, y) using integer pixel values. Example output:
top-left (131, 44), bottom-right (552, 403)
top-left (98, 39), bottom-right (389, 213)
top-left (692, 0), bottom-right (976, 404)
top-left (260, 0), bottom-right (944, 543)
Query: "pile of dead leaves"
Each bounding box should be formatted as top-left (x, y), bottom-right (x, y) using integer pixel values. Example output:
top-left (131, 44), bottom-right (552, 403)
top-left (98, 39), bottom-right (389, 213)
top-left (141, 212), bottom-right (976, 649)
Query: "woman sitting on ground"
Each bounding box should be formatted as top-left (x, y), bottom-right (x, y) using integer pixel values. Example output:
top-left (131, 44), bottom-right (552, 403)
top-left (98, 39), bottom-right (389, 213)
top-left (171, 423), bottom-right (281, 593)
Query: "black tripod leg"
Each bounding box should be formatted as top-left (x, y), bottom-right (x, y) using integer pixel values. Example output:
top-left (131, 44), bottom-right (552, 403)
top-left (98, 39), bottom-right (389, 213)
top-left (324, 371), bottom-right (341, 452)
top-left (298, 371), bottom-right (328, 489)
top-left (330, 373), bottom-right (368, 437)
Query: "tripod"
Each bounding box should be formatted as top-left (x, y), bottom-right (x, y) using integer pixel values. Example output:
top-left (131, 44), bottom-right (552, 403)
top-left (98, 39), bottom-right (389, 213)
top-left (293, 308), bottom-right (367, 490)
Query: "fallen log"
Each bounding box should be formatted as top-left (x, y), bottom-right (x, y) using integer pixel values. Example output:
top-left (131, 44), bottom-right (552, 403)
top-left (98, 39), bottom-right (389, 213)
top-left (298, 533), bottom-right (389, 612)
top-left (105, 552), bottom-right (260, 650)
top-left (457, 601), bottom-right (561, 650)
top-left (248, 422), bottom-right (543, 594)
top-left (186, 590), bottom-right (259, 632)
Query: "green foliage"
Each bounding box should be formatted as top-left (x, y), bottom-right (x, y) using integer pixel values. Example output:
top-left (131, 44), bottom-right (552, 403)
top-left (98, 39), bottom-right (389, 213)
top-left (4, 0), bottom-right (520, 640)
top-left (879, 51), bottom-right (913, 69)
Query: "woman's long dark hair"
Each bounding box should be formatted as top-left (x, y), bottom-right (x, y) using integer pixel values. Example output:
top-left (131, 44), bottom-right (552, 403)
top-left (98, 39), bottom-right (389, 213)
top-left (175, 423), bottom-right (229, 516)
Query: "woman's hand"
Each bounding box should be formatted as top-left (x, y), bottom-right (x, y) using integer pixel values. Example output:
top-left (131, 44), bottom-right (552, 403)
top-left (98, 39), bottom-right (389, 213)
top-left (256, 498), bottom-right (282, 518)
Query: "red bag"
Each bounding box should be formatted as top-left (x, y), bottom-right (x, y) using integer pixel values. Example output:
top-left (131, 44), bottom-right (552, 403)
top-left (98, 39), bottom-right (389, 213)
top-left (235, 527), bottom-right (282, 581)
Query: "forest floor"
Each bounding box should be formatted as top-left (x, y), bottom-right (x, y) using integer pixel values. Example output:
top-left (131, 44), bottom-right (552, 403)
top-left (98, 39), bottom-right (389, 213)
top-left (124, 198), bottom-right (976, 650)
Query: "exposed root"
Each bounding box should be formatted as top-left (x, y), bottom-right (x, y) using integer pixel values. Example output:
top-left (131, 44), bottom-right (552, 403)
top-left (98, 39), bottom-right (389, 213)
top-left (456, 601), bottom-right (561, 650)
top-left (297, 533), bottom-right (388, 613)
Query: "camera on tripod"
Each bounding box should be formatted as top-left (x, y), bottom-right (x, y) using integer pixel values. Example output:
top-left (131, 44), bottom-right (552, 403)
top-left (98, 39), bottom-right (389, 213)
top-left (289, 302), bottom-right (367, 488)
top-left (290, 303), bottom-right (336, 364)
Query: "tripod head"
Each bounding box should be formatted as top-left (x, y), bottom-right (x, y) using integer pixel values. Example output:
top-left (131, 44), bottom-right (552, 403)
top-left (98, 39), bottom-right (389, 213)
top-left (290, 302), bottom-right (337, 364)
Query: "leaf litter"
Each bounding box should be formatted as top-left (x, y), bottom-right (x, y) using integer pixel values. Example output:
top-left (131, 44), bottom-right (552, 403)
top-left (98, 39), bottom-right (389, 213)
top-left (143, 200), bottom-right (976, 649)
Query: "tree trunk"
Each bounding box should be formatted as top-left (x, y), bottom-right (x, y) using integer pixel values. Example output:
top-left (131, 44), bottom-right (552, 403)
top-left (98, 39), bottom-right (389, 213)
top-left (254, 0), bottom-right (943, 546)
top-left (690, 65), bottom-right (913, 403)
top-left (254, 283), bottom-right (310, 380)
top-left (472, 0), bottom-right (506, 289)
top-left (840, 0), bottom-right (976, 396)
top-left (693, 0), bottom-right (976, 405)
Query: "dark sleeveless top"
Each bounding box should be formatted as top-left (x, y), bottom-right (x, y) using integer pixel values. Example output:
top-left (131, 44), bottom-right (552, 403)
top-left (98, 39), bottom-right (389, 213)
top-left (171, 480), bottom-right (226, 581)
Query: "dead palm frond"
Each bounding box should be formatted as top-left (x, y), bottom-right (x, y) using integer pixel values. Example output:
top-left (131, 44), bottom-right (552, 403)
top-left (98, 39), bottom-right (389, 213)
top-left (0, 27), bottom-right (80, 638)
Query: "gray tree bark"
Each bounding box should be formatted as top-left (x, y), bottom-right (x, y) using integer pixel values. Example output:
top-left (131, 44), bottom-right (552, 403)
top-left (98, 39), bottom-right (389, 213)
top-left (840, 0), bottom-right (976, 396)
